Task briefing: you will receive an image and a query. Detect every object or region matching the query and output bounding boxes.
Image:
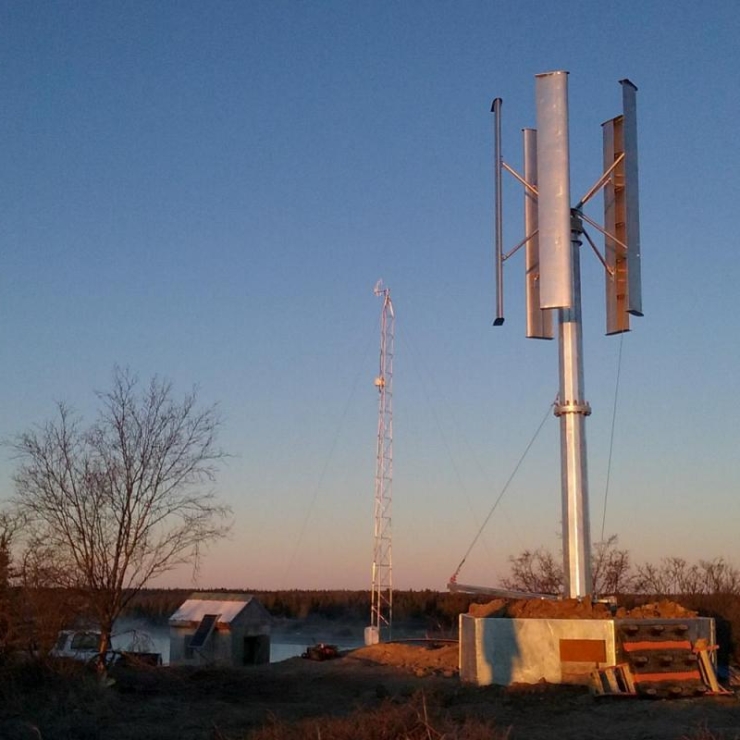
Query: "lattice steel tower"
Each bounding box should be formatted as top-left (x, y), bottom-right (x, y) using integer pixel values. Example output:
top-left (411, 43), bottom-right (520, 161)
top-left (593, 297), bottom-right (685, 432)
top-left (367, 280), bottom-right (394, 645)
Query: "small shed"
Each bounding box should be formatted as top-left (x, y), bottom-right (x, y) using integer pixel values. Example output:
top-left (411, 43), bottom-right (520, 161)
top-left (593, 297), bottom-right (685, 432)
top-left (169, 592), bottom-right (271, 666)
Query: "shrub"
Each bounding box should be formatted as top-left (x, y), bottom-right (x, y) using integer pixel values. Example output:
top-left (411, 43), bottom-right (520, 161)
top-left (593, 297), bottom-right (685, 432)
top-left (245, 692), bottom-right (507, 740)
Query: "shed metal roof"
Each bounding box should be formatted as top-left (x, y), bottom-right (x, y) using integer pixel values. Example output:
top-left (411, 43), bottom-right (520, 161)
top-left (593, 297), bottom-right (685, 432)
top-left (169, 594), bottom-right (257, 626)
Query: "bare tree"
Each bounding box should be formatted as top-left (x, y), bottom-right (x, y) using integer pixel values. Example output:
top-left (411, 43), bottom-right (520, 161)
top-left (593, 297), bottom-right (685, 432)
top-left (10, 368), bottom-right (231, 666)
top-left (0, 511), bottom-right (14, 593)
top-left (0, 510), bottom-right (19, 660)
top-left (591, 535), bottom-right (634, 596)
top-left (501, 535), bottom-right (632, 596)
top-left (633, 556), bottom-right (740, 597)
top-left (500, 548), bottom-right (564, 594)
top-left (697, 558), bottom-right (740, 595)
top-left (633, 556), bottom-right (697, 596)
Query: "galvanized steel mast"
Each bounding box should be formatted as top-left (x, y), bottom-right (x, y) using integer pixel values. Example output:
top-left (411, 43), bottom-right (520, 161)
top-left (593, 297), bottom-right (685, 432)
top-left (534, 71), bottom-right (593, 598)
top-left (368, 280), bottom-right (394, 643)
top-left (491, 72), bottom-right (642, 600)
top-left (555, 210), bottom-right (593, 598)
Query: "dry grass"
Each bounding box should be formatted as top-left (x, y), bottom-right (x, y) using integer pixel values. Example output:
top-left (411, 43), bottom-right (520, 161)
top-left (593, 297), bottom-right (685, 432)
top-left (1, 656), bottom-right (738, 740)
top-left (242, 692), bottom-right (508, 740)
top-left (0, 658), bottom-right (114, 740)
top-left (682, 726), bottom-right (740, 740)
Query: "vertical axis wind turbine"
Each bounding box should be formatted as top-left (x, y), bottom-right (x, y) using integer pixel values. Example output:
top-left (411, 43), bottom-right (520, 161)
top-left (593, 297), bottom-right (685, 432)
top-left (492, 72), bottom-right (642, 599)
top-left (367, 280), bottom-right (395, 645)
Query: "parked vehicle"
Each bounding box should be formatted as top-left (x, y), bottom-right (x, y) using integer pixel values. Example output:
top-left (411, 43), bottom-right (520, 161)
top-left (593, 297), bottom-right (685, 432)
top-left (50, 630), bottom-right (102, 662)
top-left (301, 642), bottom-right (339, 661)
top-left (50, 630), bottom-right (162, 667)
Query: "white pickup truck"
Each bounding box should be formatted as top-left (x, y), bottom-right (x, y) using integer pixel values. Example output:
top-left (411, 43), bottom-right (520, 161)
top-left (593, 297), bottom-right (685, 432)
top-left (50, 630), bottom-right (102, 661)
top-left (50, 630), bottom-right (162, 666)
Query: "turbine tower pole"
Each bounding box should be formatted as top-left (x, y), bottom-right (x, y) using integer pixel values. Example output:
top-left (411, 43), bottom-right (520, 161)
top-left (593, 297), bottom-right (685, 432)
top-left (366, 280), bottom-right (394, 645)
top-left (490, 73), bottom-right (642, 599)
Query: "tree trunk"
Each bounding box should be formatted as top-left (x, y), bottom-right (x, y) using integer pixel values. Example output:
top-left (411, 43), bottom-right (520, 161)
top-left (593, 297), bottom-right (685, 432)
top-left (96, 624), bottom-right (113, 677)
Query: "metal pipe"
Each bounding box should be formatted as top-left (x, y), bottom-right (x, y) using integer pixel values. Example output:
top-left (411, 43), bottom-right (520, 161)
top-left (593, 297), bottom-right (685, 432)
top-left (502, 162), bottom-right (539, 196)
top-left (492, 98), bottom-right (504, 326)
top-left (535, 71), bottom-right (573, 309)
top-left (524, 127), bottom-right (553, 340)
top-left (620, 79), bottom-right (643, 317)
top-left (581, 211), bottom-right (628, 253)
top-left (503, 229), bottom-right (538, 262)
top-left (581, 226), bottom-right (613, 276)
top-left (575, 152), bottom-right (625, 209)
top-left (448, 581), bottom-right (559, 600)
top-left (555, 211), bottom-right (593, 598)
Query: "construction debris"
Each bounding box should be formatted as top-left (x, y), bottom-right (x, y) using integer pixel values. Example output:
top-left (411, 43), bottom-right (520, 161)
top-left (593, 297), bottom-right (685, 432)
top-left (591, 628), bottom-right (732, 698)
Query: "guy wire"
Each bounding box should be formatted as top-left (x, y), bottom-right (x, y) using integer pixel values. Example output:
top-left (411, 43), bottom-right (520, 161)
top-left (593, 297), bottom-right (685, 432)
top-left (600, 332), bottom-right (624, 542)
top-left (451, 397), bottom-right (555, 582)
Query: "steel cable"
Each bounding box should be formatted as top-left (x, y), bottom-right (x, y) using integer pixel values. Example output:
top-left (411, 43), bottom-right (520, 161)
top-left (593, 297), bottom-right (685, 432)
top-left (449, 397), bottom-right (555, 584)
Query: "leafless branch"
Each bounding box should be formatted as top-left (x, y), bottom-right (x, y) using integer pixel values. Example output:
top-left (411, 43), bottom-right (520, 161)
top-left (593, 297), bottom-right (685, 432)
top-left (9, 367), bottom-right (231, 661)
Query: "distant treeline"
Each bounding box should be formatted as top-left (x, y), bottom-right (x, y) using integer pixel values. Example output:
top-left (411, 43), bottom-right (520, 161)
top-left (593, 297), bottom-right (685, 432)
top-left (122, 588), bottom-right (482, 630)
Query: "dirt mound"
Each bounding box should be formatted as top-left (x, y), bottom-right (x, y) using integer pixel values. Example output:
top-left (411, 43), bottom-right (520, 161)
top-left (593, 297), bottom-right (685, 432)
top-left (467, 597), bottom-right (697, 620)
top-left (347, 641), bottom-right (458, 675)
top-left (616, 599), bottom-right (698, 619)
top-left (467, 597), bottom-right (613, 620)
top-left (508, 598), bottom-right (613, 619)
top-left (468, 598), bottom-right (509, 618)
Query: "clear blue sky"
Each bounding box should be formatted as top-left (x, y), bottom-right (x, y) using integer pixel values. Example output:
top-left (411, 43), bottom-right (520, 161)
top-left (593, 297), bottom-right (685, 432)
top-left (1, 1), bottom-right (738, 590)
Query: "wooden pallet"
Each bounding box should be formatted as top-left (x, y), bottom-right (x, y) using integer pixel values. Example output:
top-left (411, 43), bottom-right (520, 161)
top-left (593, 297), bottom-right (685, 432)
top-left (591, 664), bottom-right (636, 696)
top-left (694, 639), bottom-right (733, 695)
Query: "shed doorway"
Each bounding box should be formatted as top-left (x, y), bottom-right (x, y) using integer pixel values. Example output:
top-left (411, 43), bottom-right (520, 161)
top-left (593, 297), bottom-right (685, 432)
top-left (243, 635), bottom-right (270, 665)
